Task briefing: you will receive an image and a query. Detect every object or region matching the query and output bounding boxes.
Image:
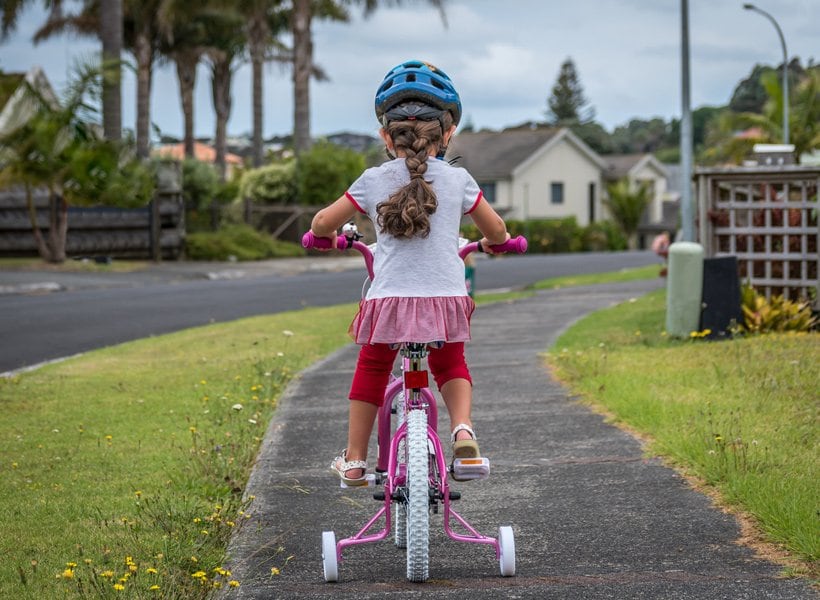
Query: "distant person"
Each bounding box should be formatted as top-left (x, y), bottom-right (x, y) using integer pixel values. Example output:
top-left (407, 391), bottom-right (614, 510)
top-left (308, 60), bottom-right (510, 485)
top-left (652, 231), bottom-right (670, 276)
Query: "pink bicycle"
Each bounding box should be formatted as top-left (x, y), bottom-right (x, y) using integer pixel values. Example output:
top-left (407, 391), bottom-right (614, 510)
top-left (302, 227), bottom-right (527, 583)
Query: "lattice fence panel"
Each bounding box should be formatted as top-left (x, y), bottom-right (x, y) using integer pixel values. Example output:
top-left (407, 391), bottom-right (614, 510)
top-left (697, 167), bottom-right (819, 302)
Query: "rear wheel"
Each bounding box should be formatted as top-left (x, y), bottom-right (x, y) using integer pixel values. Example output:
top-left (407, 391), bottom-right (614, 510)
top-left (405, 409), bottom-right (429, 581)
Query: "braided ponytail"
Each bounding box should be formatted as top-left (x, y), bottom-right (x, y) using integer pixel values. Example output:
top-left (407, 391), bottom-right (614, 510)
top-left (376, 112), bottom-right (453, 239)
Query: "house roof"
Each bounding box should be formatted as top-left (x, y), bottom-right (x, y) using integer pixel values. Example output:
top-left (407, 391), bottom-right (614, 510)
top-left (153, 142), bottom-right (243, 165)
top-left (446, 128), bottom-right (561, 181)
top-left (446, 127), bottom-right (610, 182)
top-left (0, 67), bottom-right (59, 138)
top-left (604, 153), bottom-right (668, 181)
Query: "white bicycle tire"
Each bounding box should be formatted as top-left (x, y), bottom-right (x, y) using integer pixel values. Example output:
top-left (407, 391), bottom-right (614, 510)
top-left (321, 530), bottom-right (338, 582)
top-left (405, 409), bottom-right (429, 581)
top-left (498, 525), bottom-right (516, 577)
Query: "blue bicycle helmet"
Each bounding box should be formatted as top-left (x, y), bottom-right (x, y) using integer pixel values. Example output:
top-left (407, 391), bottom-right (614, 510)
top-left (375, 60), bottom-right (462, 126)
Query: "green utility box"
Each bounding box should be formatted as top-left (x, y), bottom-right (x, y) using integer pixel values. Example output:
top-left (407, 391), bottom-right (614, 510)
top-left (665, 241), bottom-right (704, 337)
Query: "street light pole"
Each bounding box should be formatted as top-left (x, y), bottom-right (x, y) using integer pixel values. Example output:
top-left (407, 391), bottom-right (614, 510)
top-left (743, 3), bottom-right (789, 144)
top-left (680, 0), bottom-right (694, 242)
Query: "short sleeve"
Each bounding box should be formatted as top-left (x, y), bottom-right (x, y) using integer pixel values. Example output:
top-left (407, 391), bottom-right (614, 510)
top-left (462, 171), bottom-right (483, 215)
top-left (345, 171), bottom-right (369, 214)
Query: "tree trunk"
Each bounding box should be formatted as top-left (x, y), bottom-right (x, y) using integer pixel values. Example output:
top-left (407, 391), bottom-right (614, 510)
top-left (175, 51), bottom-right (198, 158)
top-left (252, 50), bottom-right (264, 167)
top-left (100, 0), bottom-right (122, 141)
top-left (211, 54), bottom-right (232, 182)
top-left (135, 30), bottom-right (153, 159)
top-left (47, 187), bottom-right (68, 263)
top-left (292, 0), bottom-right (312, 155)
top-left (25, 184), bottom-right (51, 261)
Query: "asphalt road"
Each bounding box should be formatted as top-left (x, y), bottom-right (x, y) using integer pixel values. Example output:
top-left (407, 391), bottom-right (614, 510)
top-left (0, 251), bottom-right (658, 373)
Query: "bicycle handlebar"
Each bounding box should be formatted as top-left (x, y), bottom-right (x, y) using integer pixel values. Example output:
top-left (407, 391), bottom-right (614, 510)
top-left (302, 231), bottom-right (527, 282)
top-left (458, 236), bottom-right (527, 259)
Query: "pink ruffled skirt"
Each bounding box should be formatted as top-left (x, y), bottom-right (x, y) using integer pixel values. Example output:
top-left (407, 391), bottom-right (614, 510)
top-left (350, 296), bottom-right (475, 345)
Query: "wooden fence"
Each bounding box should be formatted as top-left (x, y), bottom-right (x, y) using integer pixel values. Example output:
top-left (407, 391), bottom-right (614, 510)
top-left (0, 163), bottom-right (185, 260)
top-left (696, 165), bottom-right (819, 302)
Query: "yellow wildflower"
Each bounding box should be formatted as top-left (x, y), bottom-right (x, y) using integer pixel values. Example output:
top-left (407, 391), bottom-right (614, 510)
top-left (271, 567), bottom-right (280, 576)
top-left (228, 580), bottom-right (240, 587)
top-left (149, 585), bottom-right (160, 591)
top-left (101, 570), bottom-right (115, 578)
top-left (113, 583), bottom-right (125, 591)
top-left (146, 567), bottom-right (158, 575)
top-left (62, 568), bottom-right (74, 579)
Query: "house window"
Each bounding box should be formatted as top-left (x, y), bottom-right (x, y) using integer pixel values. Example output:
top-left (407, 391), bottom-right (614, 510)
top-left (550, 182), bottom-right (564, 205)
top-left (480, 182), bottom-right (496, 204)
top-left (588, 182), bottom-right (596, 223)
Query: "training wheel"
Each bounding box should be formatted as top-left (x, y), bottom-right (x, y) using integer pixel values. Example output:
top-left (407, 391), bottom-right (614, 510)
top-left (322, 530), bottom-right (338, 582)
top-left (498, 525), bottom-right (516, 577)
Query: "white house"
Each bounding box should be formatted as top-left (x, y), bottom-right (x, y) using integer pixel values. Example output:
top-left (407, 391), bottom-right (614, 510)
top-left (603, 153), bottom-right (671, 224)
top-left (446, 127), bottom-right (607, 226)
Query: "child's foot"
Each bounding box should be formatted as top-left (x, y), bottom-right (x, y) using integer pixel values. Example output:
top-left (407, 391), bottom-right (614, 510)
top-left (330, 450), bottom-right (368, 486)
top-left (451, 424), bottom-right (480, 459)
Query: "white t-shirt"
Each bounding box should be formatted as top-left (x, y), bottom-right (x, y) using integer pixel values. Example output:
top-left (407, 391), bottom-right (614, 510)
top-left (345, 157), bottom-right (482, 300)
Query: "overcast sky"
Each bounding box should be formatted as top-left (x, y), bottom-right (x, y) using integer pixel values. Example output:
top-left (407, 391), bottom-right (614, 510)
top-left (1, 0), bottom-right (817, 141)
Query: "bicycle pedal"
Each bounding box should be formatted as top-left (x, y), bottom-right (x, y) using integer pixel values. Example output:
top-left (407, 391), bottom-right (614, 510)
top-left (451, 457), bottom-right (490, 481)
top-left (340, 473), bottom-right (377, 488)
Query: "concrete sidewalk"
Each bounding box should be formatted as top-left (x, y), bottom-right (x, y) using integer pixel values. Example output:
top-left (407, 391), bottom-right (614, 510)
top-left (221, 280), bottom-right (814, 599)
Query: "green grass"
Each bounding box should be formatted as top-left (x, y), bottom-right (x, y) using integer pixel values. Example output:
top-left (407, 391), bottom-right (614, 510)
top-left (549, 289), bottom-right (819, 576)
top-left (529, 263), bottom-right (661, 290)
top-left (0, 257), bottom-right (149, 272)
top-left (0, 304), bottom-right (357, 598)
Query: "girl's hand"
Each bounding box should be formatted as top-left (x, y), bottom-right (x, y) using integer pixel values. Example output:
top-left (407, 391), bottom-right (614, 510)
top-left (312, 230), bottom-right (338, 251)
top-left (480, 232), bottom-right (511, 255)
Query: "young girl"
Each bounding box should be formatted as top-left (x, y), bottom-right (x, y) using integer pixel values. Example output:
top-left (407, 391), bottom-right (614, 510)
top-left (309, 60), bottom-right (510, 486)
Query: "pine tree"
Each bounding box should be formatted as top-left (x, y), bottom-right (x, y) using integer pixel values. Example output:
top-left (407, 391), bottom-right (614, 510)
top-left (546, 58), bottom-right (594, 125)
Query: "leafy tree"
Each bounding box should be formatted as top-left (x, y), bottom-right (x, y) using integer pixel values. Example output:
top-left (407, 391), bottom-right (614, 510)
top-left (729, 59), bottom-right (805, 114)
top-left (0, 65), bottom-right (154, 262)
top-left (295, 140), bottom-right (363, 204)
top-left (603, 179), bottom-right (651, 250)
top-left (703, 67), bottom-right (820, 165)
top-left (546, 58), bottom-right (594, 125)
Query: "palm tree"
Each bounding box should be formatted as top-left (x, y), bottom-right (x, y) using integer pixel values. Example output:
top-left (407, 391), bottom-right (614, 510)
top-left (157, 0), bottom-right (213, 158)
top-left (30, 0), bottom-right (164, 157)
top-left (201, 9), bottom-right (246, 180)
top-left (290, 0), bottom-right (446, 155)
top-left (99, 0), bottom-right (122, 140)
top-left (1, 0), bottom-right (124, 142)
top-left (238, 0), bottom-right (289, 166)
top-left (604, 179), bottom-right (651, 250)
top-left (703, 68), bottom-right (820, 165)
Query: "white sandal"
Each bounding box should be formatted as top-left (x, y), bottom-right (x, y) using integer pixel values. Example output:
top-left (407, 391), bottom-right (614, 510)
top-left (451, 424), bottom-right (480, 459)
top-left (330, 449), bottom-right (368, 486)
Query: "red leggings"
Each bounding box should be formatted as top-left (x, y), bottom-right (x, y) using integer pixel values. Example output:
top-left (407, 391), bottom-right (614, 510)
top-left (349, 342), bottom-right (472, 406)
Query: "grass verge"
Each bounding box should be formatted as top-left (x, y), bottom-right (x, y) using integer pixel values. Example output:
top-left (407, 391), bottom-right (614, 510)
top-left (0, 304), bottom-right (356, 598)
top-left (529, 263), bottom-right (661, 290)
top-left (548, 288), bottom-right (819, 578)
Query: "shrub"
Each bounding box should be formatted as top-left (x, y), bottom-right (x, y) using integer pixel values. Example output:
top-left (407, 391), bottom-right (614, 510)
top-left (462, 217), bottom-right (620, 253)
top-left (185, 224), bottom-right (305, 261)
top-left (295, 141), bottom-right (365, 205)
top-left (740, 284), bottom-right (817, 333)
top-left (239, 162), bottom-right (297, 205)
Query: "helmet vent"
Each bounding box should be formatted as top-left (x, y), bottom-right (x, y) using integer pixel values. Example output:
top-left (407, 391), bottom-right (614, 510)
top-left (406, 73), bottom-right (416, 82)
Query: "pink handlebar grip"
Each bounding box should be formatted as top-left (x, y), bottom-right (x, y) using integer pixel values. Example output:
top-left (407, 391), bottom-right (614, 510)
top-left (487, 235), bottom-right (528, 254)
top-left (301, 231), bottom-right (348, 250)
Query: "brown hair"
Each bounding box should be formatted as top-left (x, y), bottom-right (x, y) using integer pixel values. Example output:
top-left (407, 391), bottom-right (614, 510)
top-left (376, 112), bottom-right (453, 239)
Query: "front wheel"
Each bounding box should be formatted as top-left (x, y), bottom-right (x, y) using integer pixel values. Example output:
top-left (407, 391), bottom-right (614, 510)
top-left (322, 530), bottom-right (338, 582)
top-left (498, 526), bottom-right (516, 577)
top-left (405, 409), bottom-right (429, 581)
